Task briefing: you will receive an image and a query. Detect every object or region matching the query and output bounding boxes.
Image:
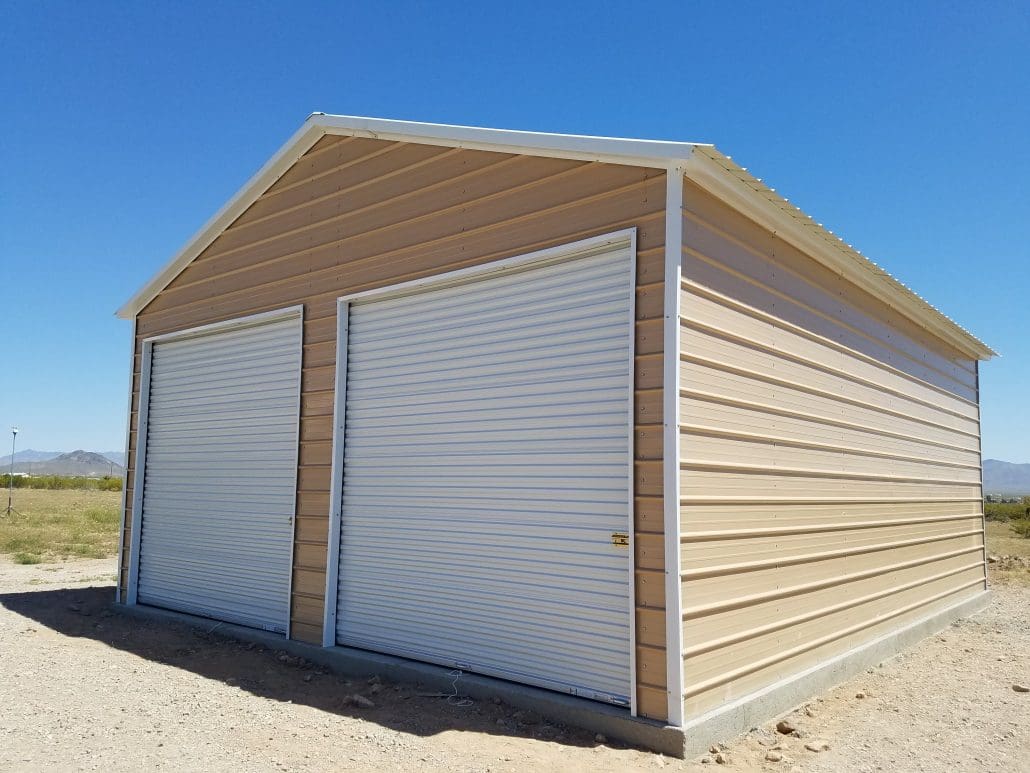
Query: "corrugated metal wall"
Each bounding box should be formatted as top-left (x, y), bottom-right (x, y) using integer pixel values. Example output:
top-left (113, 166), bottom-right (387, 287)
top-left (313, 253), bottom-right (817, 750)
top-left (678, 179), bottom-right (986, 720)
top-left (119, 136), bottom-right (671, 719)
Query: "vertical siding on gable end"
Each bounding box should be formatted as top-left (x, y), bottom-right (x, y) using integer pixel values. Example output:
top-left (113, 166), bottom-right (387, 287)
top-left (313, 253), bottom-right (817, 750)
top-left (678, 179), bottom-right (986, 720)
top-left (119, 134), bottom-right (670, 720)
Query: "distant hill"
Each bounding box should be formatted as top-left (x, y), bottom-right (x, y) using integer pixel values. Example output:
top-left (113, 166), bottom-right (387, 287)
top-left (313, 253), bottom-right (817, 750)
top-left (99, 451), bottom-right (126, 467)
top-left (0, 449), bottom-right (63, 467)
top-left (983, 459), bottom-right (1030, 496)
top-left (11, 450), bottom-right (124, 478)
top-left (1, 449), bottom-right (125, 469)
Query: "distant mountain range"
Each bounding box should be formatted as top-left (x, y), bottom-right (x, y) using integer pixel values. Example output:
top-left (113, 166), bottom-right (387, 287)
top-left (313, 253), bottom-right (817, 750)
top-left (983, 459), bottom-right (1030, 496)
top-left (2, 449), bottom-right (125, 477)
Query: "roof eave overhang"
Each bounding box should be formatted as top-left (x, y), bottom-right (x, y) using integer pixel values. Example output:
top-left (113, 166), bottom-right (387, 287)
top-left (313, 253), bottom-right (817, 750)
top-left (116, 113), bottom-right (996, 362)
top-left (116, 113), bottom-right (703, 320)
top-left (681, 148), bottom-right (997, 361)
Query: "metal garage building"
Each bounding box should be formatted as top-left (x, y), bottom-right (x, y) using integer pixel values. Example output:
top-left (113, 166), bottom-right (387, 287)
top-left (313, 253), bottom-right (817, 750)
top-left (115, 114), bottom-right (994, 753)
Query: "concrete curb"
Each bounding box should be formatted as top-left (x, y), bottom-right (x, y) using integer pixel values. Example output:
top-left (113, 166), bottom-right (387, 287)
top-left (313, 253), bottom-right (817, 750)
top-left (112, 601), bottom-right (687, 757)
top-left (676, 590), bottom-right (991, 759)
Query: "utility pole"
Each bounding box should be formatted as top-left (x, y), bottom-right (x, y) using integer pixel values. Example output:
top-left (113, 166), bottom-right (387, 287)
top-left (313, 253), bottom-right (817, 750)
top-left (6, 427), bottom-right (18, 517)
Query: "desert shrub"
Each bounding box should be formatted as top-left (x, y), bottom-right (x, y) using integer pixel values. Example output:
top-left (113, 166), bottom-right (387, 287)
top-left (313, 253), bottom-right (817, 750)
top-left (984, 501), bottom-right (1028, 522)
top-left (0, 474), bottom-right (123, 491)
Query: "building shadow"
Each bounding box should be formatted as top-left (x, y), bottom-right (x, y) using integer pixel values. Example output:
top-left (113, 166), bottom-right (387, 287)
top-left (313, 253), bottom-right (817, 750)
top-left (0, 583), bottom-right (617, 751)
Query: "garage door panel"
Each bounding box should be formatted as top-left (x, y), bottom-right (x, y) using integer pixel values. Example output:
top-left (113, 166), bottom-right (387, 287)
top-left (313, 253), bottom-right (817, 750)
top-left (148, 354), bottom-right (303, 386)
top-left (346, 385), bottom-right (626, 420)
top-left (347, 347), bottom-right (628, 393)
top-left (348, 309), bottom-right (630, 368)
top-left (137, 312), bottom-right (302, 634)
top-left (336, 241), bottom-right (635, 705)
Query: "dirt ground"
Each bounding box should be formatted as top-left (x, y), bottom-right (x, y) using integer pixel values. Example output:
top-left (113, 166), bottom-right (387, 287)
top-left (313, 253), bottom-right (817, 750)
top-left (0, 558), bottom-right (1027, 773)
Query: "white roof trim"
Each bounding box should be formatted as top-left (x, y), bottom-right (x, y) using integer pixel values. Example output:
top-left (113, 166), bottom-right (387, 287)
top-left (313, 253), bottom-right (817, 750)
top-left (683, 147), bottom-right (996, 360)
top-left (117, 113), bottom-right (994, 360)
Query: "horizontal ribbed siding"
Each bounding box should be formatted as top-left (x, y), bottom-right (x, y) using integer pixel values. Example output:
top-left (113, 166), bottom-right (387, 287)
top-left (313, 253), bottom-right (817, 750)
top-left (678, 179), bottom-right (986, 719)
top-left (121, 135), bottom-right (670, 720)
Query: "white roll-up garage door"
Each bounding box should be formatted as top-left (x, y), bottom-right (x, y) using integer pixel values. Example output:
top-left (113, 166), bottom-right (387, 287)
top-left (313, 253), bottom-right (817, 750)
top-left (334, 238), bottom-right (635, 705)
top-left (135, 310), bottom-right (302, 634)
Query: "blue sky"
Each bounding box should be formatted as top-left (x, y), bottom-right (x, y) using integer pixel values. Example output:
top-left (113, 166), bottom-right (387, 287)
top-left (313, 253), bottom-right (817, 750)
top-left (1, 1), bottom-right (1028, 460)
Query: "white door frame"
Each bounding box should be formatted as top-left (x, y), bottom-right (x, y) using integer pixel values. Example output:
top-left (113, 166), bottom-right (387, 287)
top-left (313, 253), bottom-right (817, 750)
top-left (321, 230), bottom-right (639, 714)
top-left (124, 305), bottom-right (304, 640)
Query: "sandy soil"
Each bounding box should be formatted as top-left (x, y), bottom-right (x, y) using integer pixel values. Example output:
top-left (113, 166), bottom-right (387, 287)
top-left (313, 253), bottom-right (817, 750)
top-left (0, 558), bottom-right (1027, 772)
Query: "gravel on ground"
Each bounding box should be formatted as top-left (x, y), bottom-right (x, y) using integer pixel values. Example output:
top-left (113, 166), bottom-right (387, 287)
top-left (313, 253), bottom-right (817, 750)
top-left (0, 558), bottom-right (1026, 772)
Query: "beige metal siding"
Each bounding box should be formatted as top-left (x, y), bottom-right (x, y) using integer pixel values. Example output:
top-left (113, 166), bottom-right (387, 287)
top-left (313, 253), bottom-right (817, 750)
top-left (678, 179), bottom-right (986, 720)
top-left (119, 136), bottom-right (671, 720)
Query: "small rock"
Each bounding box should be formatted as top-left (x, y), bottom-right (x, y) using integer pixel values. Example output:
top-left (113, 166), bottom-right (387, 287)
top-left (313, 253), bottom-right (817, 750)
top-left (855, 692), bottom-right (866, 699)
top-left (369, 683), bottom-right (382, 694)
top-left (987, 554), bottom-right (1000, 563)
top-left (492, 697), bottom-right (501, 705)
top-left (348, 694), bottom-right (375, 708)
top-left (775, 720), bottom-right (796, 735)
top-left (700, 756), bottom-right (712, 764)
top-left (766, 751), bottom-right (783, 762)
top-left (303, 674), bottom-right (313, 683)
top-left (367, 674), bottom-right (381, 685)
top-left (595, 734), bottom-right (607, 744)
top-left (804, 705), bottom-right (817, 717)
top-left (714, 752), bottom-right (729, 764)
top-left (804, 741), bottom-right (830, 753)
top-left (1013, 684), bottom-right (1030, 693)
top-left (710, 745), bottom-right (720, 754)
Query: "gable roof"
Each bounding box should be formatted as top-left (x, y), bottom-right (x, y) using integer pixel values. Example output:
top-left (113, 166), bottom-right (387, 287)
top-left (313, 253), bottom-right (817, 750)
top-left (117, 113), bottom-right (995, 360)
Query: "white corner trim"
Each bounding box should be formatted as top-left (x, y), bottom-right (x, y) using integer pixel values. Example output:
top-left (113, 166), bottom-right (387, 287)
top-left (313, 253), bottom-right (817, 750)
top-left (626, 229), bottom-right (640, 717)
top-left (114, 318), bottom-right (136, 603)
top-left (125, 339), bottom-right (152, 605)
top-left (663, 165), bottom-right (686, 727)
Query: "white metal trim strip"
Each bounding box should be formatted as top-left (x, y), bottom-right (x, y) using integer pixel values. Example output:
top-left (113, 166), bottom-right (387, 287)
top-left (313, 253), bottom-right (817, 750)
top-left (322, 299), bottom-right (350, 646)
top-left (126, 339), bottom-right (153, 605)
top-left (115, 318), bottom-right (136, 603)
top-left (625, 229), bottom-right (639, 717)
top-left (664, 167), bottom-right (686, 726)
top-left (284, 305), bottom-right (305, 640)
